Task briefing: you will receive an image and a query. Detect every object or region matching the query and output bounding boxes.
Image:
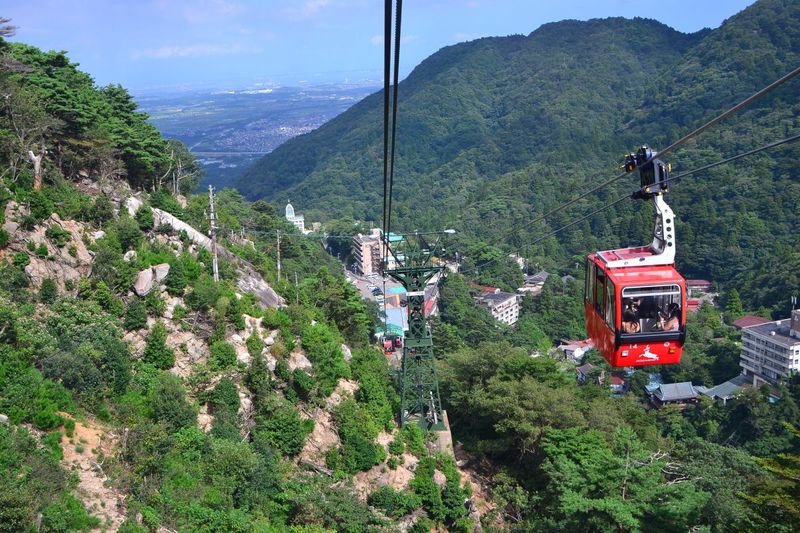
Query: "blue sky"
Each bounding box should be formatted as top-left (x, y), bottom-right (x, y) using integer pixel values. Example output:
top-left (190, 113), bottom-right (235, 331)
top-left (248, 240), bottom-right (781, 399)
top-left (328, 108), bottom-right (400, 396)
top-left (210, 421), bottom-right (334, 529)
top-left (1, 0), bottom-right (755, 91)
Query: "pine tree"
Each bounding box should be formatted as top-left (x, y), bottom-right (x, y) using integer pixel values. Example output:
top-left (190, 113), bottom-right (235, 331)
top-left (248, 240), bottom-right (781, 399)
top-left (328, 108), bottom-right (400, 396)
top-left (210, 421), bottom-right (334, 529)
top-left (143, 320), bottom-right (175, 369)
top-left (725, 288), bottom-right (745, 323)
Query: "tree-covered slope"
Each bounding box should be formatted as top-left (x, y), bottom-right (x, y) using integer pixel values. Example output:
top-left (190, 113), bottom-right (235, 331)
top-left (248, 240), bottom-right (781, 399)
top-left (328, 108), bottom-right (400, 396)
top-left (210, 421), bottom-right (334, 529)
top-left (235, 0), bottom-right (800, 313)
top-left (234, 16), bottom-right (703, 220)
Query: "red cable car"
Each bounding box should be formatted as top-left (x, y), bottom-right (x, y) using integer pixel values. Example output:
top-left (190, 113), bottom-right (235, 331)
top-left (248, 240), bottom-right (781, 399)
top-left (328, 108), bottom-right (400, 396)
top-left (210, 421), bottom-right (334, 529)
top-left (584, 146), bottom-right (686, 367)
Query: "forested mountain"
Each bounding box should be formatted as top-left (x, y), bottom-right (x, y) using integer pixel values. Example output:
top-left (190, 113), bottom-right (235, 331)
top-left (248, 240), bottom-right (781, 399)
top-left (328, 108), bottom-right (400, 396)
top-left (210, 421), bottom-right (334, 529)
top-left (235, 0), bottom-right (800, 315)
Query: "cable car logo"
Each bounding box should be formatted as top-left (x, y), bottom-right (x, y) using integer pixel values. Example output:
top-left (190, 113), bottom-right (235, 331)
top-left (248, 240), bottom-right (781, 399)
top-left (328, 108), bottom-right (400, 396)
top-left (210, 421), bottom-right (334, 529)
top-left (640, 345), bottom-right (659, 361)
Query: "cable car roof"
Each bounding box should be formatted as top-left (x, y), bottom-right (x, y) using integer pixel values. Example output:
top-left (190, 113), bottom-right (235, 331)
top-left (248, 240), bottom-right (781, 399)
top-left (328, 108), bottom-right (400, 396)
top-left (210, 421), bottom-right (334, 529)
top-left (588, 253), bottom-right (684, 286)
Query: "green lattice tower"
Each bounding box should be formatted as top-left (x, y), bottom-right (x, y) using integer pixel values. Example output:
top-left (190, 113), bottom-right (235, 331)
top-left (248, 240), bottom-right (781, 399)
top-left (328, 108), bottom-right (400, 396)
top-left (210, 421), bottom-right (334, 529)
top-left (384, 232), bottom-right (446, 430)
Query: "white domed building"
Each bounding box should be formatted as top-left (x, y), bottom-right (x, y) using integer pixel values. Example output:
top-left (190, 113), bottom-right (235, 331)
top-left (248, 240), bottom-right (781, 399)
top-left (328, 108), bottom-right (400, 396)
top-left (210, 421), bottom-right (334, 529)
top-left (285, 201), bottom-right (306, 233)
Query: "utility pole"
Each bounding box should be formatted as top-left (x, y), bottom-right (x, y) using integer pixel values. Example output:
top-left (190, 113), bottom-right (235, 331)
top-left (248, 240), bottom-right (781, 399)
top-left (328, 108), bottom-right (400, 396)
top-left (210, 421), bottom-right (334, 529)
top-left (295, 272), bottom-right (299, 305)
top-left (208, 185), bottom-right (219, 282)
top-left (276, 230), bottom-right (281, 282)
top-left (384, 230), bottom-right (454, 430)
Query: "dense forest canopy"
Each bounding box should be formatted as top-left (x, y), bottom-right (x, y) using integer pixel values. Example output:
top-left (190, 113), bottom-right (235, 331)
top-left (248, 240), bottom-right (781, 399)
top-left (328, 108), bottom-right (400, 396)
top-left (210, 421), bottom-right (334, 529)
top-left (235, 0), bottom-right (800, 316)
top-left (1, 2), bottom-right (800, 532)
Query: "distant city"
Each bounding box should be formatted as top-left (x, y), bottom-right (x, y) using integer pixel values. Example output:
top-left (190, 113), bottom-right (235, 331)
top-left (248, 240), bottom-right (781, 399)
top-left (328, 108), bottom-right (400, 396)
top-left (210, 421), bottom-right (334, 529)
top-left (137, 82), bottom-right (379, 190)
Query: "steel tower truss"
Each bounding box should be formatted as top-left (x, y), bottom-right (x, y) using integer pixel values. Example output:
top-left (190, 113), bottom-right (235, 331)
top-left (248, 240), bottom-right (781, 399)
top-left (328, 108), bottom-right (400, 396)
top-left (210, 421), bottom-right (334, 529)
top-left (384, 231), bottom-right (448, 430)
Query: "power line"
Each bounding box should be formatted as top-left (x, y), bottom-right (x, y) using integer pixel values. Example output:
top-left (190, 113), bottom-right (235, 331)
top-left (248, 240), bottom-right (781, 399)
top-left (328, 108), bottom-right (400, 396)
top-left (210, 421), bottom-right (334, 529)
top-left (465, 65), bottom-right (800, 275)
top-left (387, 0), bottom-right (402, 243)
top-left (466, 131), bottom-right (800, 274)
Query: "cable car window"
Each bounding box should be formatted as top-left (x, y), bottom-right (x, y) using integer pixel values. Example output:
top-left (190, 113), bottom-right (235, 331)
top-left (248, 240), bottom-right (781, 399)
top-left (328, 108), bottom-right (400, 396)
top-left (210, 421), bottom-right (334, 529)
top-left (585, 261), bottom-right (594, 305)
top-left (594, 265), bottom-right (605, 315)
top-left (621, 285), bottom-right (682, 334)
top-left (604, 279), bottom-right (615, 329)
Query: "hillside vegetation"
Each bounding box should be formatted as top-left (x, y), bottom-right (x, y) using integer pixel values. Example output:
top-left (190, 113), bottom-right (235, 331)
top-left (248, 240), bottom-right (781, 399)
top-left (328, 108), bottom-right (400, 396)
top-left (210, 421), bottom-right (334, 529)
top-left (2, 4), bottom-right (800, 532)
top-left (235, 0), bottom-right (800, 317)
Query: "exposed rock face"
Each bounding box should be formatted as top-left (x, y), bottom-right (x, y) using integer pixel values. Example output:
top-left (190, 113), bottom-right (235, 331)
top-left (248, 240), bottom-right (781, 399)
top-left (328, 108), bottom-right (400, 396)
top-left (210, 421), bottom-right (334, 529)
top-left (133, 268), bottom-right (155, 296)
top-left (132, 264), bottom-right (170, 296)
top-left (2, 203), bottom-right (94, 291)
top-left (123, 250), bottom-right (137, 262)
top-left (125, 195), bottom-right (285, 309)
top-left (153, 263), bottom-right (170, 282)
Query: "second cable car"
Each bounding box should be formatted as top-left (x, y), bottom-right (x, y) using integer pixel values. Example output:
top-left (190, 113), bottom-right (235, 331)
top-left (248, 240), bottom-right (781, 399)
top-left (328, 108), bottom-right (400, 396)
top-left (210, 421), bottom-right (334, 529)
top-left (584, 146), bottom-right (686, 367)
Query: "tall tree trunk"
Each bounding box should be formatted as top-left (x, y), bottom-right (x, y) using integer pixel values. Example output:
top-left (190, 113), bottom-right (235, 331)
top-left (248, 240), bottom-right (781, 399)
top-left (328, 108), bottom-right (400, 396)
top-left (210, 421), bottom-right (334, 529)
top-left (27, 147), bottom-right (43, 191)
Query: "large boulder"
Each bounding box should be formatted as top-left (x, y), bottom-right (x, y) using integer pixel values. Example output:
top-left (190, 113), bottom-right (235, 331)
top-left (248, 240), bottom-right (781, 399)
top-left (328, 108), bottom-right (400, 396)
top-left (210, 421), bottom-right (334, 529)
top-left (153, 263), bottom-right (170, 282)
top-left (133, 268), bottom-right (155, 296)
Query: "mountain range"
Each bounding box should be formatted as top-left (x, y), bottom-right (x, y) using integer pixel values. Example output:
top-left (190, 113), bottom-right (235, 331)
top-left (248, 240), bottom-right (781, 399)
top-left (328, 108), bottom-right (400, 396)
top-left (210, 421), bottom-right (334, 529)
top-left (233, 0), bottom-right (800, 312)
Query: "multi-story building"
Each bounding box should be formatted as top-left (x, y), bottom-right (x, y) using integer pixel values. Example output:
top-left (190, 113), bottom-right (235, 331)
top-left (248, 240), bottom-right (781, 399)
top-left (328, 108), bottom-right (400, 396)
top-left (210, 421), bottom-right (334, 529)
top-left (284, 202), bottom-right (306, 233)
top-left (739, 310), bottom-right (800, 386)
top-left (352, 228), bottom-right (382, 276)
top-left (475, 290), bottom-right (521, 326)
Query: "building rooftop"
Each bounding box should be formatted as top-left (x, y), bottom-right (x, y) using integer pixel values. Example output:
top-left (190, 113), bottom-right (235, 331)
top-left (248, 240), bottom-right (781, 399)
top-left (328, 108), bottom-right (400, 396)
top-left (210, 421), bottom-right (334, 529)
top-left (652, 382), bottom-right (700, 402)
top-left (746, 320), bottom-right (800, 348)
top-left (478, 291), bottom-right (517, 305)
top-left (733, 315), bottom-right (771, 329)
top-left (526, 271), bottom-right (550, 284)
top-left (703, 374), bottom-right (750, 400)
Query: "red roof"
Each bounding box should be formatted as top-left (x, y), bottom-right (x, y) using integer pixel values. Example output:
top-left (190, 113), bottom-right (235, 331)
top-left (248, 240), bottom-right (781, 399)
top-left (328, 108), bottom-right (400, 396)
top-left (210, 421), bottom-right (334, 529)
top-left (686, 279), bottom-right (712, 287)
top-left (733, 315), bottom-right (771, 329)
top-left (467, 282), bottom-right (500, 294)
top-left (610, 376), bottom-right (625, 386)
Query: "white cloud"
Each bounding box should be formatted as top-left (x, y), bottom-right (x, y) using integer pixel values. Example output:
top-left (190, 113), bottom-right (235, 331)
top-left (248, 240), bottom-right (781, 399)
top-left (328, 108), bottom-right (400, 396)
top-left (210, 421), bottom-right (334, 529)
top-left (133, 43), bottom-right (258, 59)
top-left (453, 32), bottom-right (478, 41)
top-left (284, 0), bottom-right (331, 20)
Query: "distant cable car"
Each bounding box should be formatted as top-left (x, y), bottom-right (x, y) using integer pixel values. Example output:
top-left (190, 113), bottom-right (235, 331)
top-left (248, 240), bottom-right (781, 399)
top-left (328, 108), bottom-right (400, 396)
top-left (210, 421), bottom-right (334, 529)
top-left (584, 146), bottom-right (686, 367)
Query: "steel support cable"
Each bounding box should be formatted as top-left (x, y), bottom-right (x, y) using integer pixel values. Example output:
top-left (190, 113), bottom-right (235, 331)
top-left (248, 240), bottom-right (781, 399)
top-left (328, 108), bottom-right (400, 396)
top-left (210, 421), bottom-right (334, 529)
top-left (466, 66), bottom-right (800, 275)
top-left (503, 132), bottom-right (800, 257)
top-left (386, 0), bottom-right (402, 242)
top-left (382, 0), bottom-right (392, 244)
top-left (507, 65), bottom-right (800, 242)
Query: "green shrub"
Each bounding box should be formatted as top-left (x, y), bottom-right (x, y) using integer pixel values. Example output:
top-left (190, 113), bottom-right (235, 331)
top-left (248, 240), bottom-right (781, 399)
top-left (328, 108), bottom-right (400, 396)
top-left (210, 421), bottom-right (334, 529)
top-left (389, 438), bottom-right (405, 456)
top-left (150, 189), bottom-right (185, 217)
top-left (210, 378), bottom-right (241, 413)
top-left (253, 396), bottom-right (313, 456)
top-left (185, 274), bottom-right (220, 312)
top-left (67, 244), bottom-right (77, 257)
top-left (11, 252), bottom-right (29, 268)
top-left (334, 398), bottom-right (383, 473)
top-left (402, 424), bottom-right (427, 458)
top-left (90, 195), bottom-right (114, 225)
top-left (0, 228), bottom-right (9, 248)
top-left (124, 298), bottom-right (148, 330)
top-left (116, 215), bottom-right (143, 251)
top-left (210, 341), bottom-right (237, 369)
top-left (39, 278), bottom-right (58, 304)
top-left (40, 493), bottom-right (100, 532)
top-left (173, 304), bottom-right (187, 320)
top-left (165, 259), bottom-right (187, 295)
top-left (292, 368), bottom-right (315, 401)
top-left (135, 206), bottom-right (154, 231)
top-left (145, 290), bottom-right (166, 316)
top-left (90, 280), bottom-right (124, 316)
top-left (45, 225), bottom-right (71, 247)
top-left (35, 242), bottom-right (49, 257)
top-left (42, 430), bottom-right (64, 460)
top-left (143, 321), bottom-right (175, 369)
top-left (368, 486), bottom-right (421, 518)
top-left (149, 373), bottom-right (197, 433)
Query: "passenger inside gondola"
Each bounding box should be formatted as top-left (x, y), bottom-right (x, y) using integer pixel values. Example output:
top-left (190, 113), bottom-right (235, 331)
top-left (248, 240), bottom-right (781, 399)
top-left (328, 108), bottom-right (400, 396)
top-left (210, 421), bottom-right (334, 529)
top-left (659, 303), bottom-right (681, 331)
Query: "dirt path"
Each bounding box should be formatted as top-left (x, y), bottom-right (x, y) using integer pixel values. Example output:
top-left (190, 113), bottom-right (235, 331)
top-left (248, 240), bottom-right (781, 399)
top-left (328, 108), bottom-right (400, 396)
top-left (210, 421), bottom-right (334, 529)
top-left (60, 417), bottom-right (126, 532)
